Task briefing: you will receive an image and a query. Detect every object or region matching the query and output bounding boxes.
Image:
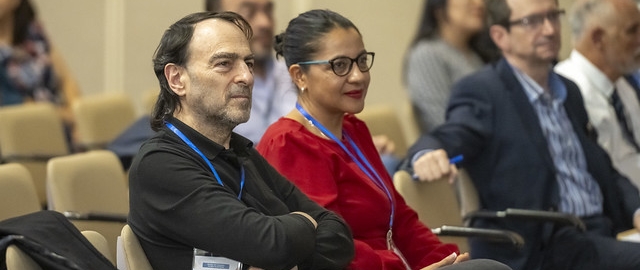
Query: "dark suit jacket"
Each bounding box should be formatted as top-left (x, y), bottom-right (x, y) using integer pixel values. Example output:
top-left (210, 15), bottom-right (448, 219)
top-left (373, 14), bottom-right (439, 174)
top-left (408, 58), bottom-right (640, 270)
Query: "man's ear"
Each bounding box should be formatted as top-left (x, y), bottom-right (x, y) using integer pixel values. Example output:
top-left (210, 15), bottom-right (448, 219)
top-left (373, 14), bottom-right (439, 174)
top-left (590, 27), bottom-right (605, 50)
top-left (289, 64), bottom-right (307, 91)
top-left (489, 25), bottom-right (509, 53)
top-left (164, 63), bottom-right (187, 96)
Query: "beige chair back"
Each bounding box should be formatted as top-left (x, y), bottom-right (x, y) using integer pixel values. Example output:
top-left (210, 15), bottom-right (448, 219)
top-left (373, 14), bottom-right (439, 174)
top-left (46, 150), bottom-right (129, 264)
top-left (5, 245), bottom-right (43, 270)
top-left (455, 169), bottom-right (481, 222)
top-left (0, 103), bottom-right (70, 206)
top-left (393, 170), bottom-right (469, 252)
top-left (73, 93), bottom-right (136, 149)
top-left (0, 163), bottom-right (41, 220)
top-left (358, 104), bottom-right (408, 158)
top-left (117, 224), bottom-right (152, 270)
top-left (82, 230), bottom-right (113, 261)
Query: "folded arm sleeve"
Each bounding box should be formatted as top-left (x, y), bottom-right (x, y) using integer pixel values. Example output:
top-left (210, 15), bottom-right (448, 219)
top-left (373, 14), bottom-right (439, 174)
top-left (251, 152), bottom-right (355, 270)
top-left (131, 147), bottom-right (323, 270)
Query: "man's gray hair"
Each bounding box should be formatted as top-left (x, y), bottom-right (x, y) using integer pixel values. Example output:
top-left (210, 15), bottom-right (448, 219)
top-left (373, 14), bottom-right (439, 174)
top-left (569, 0), bottom-right (614, 40)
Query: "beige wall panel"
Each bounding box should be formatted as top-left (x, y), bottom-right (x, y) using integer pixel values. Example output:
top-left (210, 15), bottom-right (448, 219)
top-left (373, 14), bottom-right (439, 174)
top-left (33, 0), bottom-right (105, 96)
top-left (124, 0), bottom-right (201, 113)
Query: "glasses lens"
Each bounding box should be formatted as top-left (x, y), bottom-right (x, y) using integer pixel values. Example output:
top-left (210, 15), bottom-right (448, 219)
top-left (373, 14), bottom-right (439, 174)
top-left (548, 10), bottom-right (563, 23)
top-left (357, 53), bottom-right (374, 72)
top-left (332, 57), bottom-right (352, 76)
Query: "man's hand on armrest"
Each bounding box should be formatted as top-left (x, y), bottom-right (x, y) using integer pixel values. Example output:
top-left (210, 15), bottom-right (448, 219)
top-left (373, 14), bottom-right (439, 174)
top-left (412, 149), bottom-right (458, 183)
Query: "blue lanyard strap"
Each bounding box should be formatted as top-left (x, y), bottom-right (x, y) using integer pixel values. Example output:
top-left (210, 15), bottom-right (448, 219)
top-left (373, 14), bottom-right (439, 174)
top-left (295, 103), bottom-right (395, 229)
top-left (165, 122), bottom-right (245, 200)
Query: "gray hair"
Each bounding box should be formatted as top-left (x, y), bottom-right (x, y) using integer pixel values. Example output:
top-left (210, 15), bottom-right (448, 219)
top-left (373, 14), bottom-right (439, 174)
top-left (569, 0), bottom-right (614, 40)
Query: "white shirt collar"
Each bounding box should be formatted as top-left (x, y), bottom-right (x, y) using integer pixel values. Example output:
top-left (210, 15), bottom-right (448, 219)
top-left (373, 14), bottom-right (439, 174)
top-left (568, 50), bottom-right (615, 97)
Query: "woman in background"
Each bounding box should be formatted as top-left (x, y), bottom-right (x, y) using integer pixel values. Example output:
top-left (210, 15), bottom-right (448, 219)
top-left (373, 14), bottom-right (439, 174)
top-left (0, 0), bottom-right (80, 141)
top-left (405, 0), bottom-right (492, 133)
top-left (257, 9), bottom-right (510, 270)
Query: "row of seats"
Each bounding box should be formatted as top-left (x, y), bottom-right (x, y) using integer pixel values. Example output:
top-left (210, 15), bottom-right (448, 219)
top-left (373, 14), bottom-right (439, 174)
top-left (0, 156), bottom-right (150, 269)
top-left (0, 151), bottom-right (128, 265)
top-left (4, 220), bottom-right (149, 270)
top-left (0, 93), bottom-right (139, 206)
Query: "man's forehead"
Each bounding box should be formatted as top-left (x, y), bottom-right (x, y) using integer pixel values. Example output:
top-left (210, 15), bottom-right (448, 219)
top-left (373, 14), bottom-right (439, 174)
top-left (507, 0), bottom-right (557, 18)
top-left (189, 19), bottom-right (250, 54)
top-left (192, 19), bottom-right (246, 40)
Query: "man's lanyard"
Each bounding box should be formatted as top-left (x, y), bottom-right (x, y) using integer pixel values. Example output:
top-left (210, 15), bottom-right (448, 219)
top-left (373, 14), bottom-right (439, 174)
top-left (165, 122), bottom-right (245, 200)
top-left (295, 103), bottom-right (395, 229)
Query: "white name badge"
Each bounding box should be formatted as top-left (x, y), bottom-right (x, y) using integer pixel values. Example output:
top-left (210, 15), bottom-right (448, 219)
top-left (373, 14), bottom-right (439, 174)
top-left (193, 248), bottom-right (242, 270)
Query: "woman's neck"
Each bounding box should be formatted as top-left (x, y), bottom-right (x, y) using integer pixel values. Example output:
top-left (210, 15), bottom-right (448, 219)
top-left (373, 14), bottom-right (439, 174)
top-left (295, 100), bottom-right (344, 140)
top-left (439, 24), bottom-right (474, 55)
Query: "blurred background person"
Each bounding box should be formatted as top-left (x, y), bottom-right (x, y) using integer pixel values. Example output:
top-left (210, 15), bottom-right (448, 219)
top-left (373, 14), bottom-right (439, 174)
top-left (555, 0), bottom-right (640, 188)
top-left (404, 0), bottom-right (490, 134)
top-left (258, 9), bottom-right (510, 270)
top-left (0, 0), bottom-right (80, 143)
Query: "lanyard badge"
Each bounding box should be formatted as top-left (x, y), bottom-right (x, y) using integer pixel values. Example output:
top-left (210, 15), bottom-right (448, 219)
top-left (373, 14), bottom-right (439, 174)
top-left (193, 248), bottom-right (242, 270)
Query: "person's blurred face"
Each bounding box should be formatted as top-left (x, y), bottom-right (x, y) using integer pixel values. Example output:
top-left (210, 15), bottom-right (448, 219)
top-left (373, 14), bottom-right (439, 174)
top-left (178, 19), bottom-right (255, 126)
top-left (220, 0), bottom-right (274, 60)
top-left (493, 0), bottom-right (562, 66)
top-left (444, 0), bottom-right (485, 36)
top-left (601, 0), bottom-right (640, 76)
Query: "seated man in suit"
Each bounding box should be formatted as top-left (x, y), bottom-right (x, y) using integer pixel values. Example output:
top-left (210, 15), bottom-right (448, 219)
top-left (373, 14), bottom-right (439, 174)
top-left (554, 0), bottom-right (640, 188)
top-left (408, 0), bottom-right (640, 269)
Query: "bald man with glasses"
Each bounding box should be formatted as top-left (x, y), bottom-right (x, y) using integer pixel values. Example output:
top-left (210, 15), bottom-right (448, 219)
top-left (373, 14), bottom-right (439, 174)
top-left (555, 0), bottom-right (640, 190)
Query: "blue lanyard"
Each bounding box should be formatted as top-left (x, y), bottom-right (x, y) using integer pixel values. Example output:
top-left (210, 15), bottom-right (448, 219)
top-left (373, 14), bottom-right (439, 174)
top-left (296, 103), bottom-right (395, 229)
top-left (165, 122), bottom-right (245, 200)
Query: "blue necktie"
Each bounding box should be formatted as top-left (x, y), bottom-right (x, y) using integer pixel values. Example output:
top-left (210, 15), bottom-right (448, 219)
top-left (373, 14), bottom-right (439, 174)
top-left (611, 86), bottom-right (640, 152)
top-left (625, 74), bottom-right (640, 103)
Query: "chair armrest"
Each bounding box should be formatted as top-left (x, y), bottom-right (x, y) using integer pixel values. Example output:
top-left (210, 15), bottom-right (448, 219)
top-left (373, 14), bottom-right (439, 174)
top-left (2, 154), bottom-right (59, 162)
top-left (432, 225), bottom-right (524, 249)
top-left (63, 211), bottom-right (128, 223)
top-left (464, 208), bottom-right (586, 232)
top-left (74, 142), bottom-right (109, 152)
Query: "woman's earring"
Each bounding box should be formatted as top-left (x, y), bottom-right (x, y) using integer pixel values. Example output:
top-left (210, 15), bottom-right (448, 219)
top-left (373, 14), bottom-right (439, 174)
top-left (301, 87), bottom-right (305, 92)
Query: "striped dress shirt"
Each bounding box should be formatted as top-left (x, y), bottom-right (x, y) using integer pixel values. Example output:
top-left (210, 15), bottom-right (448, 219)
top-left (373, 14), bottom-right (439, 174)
top-left (512, 66), bottom-right (603, 217)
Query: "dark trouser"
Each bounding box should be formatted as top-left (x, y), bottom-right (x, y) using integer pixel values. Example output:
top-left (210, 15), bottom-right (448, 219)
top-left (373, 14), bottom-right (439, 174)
top-left (542, 215), bottom-right (640, 270)
top-left (440, 259), bottom-right (512, 270)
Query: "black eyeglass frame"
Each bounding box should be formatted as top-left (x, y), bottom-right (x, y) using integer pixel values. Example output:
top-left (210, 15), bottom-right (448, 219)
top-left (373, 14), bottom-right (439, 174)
top-left (504, 9), bottom-right (565, 29)
top-left (296, 52), bottom-right (375, 77)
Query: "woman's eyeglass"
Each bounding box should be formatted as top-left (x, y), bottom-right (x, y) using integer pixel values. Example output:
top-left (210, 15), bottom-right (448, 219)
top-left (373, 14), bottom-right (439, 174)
top-left (296, 52), bottom-right (375, 77)
top-left (507, 9), bottom-right (565, 30)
